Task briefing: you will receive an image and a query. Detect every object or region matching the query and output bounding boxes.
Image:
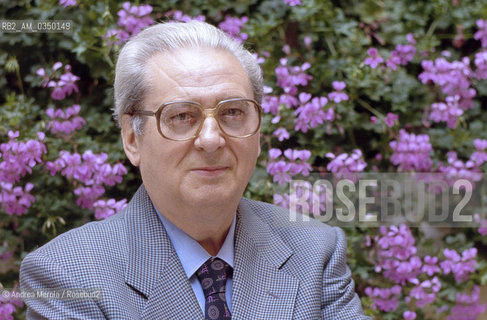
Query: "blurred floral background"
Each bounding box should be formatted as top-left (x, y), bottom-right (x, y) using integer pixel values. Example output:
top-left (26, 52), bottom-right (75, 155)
top-left (1, 0), bottom-right (487, 319)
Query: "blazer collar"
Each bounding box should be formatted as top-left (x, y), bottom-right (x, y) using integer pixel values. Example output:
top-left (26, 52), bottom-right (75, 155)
top-left (123, 186), bottom-right (298, 319)
top-left (232, 198), bottom-right (299, 319)
top-left (123, 185), bottom-right (204, 319)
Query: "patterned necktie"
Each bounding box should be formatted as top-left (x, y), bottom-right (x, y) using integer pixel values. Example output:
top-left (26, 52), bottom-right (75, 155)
top-left (196, 257), bottom-right (232, 320)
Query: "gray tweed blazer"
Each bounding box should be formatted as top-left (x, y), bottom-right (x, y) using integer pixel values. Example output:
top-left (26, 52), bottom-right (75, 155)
top-left (20, 185), bottom-right (369, 319)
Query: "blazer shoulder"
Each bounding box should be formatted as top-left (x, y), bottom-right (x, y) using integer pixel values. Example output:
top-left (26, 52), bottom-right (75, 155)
top-left (23, 208), bottom-right (129, 268)
top-left (240, 197), bottom-right (334, 229)
top-left (239, 197), bottom-right (340, 249)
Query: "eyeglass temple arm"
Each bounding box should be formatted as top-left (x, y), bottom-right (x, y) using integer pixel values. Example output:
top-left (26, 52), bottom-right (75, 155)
top-left (128, 110), bottom-right (156, 116)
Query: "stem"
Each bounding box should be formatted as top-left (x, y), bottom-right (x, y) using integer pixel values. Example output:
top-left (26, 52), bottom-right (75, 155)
top-left (426, 19), bottom-right (439, 39)
top-left (326, 37), bottom-right (336, 57)
top-left (346, 124), bottom-right (357, 149)
top-left (357, 98), bottom-right (385, 119)
top-left (458, 117), bottom-right (467, 130)
top-left (262, 133), bottom-right (272, 152)
top-left (16, 67), bottom-right (24, 96)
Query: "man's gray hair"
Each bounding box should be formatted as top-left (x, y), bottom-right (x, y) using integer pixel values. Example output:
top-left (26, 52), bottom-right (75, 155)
top-left (113, 20), bottom-right (263, 134)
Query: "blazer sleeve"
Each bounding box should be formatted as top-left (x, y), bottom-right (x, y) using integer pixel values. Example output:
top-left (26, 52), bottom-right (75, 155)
top-left (20, 250), bottom-right (105, 320)
top-left (321, 227), bottom-right (371, 320)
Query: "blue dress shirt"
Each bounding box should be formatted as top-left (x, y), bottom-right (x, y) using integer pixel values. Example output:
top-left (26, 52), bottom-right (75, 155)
top-left (156, 209), bottom-right (235, 314)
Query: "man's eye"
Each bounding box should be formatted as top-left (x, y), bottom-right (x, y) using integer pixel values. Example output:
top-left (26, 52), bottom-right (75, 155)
top-left (222, 108), bottom-right (245, 117)
top-left (171, 112), bottom-right (194, 122)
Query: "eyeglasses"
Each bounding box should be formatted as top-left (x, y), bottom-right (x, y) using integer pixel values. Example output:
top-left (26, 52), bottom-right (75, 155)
top-left (127, 98), bottom-right (262, 141)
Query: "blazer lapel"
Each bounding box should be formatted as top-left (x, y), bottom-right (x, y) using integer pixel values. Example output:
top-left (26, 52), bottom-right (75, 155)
top-left (123, 186), bottom-right (204, 320)
top-left (232, 199), bottom-right (299, 320)
top-left (141, 254), bottom-right (203, 319)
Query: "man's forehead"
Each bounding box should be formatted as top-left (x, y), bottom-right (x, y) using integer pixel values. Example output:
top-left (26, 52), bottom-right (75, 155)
top-left (139, 48), bottom-right (254, 106)
top-left (147, 48), bottom-right (243, 73)
top-left (143, 48), bottom-right (252, 97)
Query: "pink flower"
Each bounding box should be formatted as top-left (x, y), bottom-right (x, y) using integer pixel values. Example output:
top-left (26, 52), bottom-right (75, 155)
top-left (474, 214), bottom-right (487, 236)
top-left (422, 255), bottom-right (440, 276)
top-left (252, 53), bottom-right (266, 65)
top-left (273, 193), bottom-right (290, 208)
top-left (326, 149), bottom-right (367, 182)
top-left (45, 150), bottom-right (127, 209)
top-left (474, 19), bottom-right (487, 47)
top-left (59, 70), bottom-right (80, 96)
top-left (36, 68), bottom-right (49, 87)
top-left (279, 93), bottom-right (299, 108)
top-left (105, 2), bottom-right (154, 45)
top-left (52, 62), bottom-right (63, 71)
top-left (407, 277), bottom-right (441, 307)
top-left (269, 148), bottom-right (282, 160)
top-left (74, 185), bottom-right (105, 209)
top-left (284, 149), bottom-right (312, 175)
top-left (384, 113), bottom-right (399, 127)
top-left (365, 285), bottom-right (401, 312)
top-left (403, 311), bottom-right (416, 320)
top-left (304, 36), bottom-right (312, 49)
top-left (447, 286), bottom-right (487, 320)
top-left (59, 0), bottom-right (76, 7)
top-left (46, 105), bottom-right (86, 135)
top-left (93, 198), bottom-right (127, 219)
top-left (267, 160), bottom-right (292, 185)
top-left (37, 63), bottom-right (80, 100)
top-left (0, 182), bottom-right (35, 215)
top-left (219, 16), bottom-right (249, 43)
top-left (294, 94), bottom-right (333, 133)
top-left (390, 130), bottom-right (433, 171)
top-left (275, 59), bottom-right (312, 96)
top-left (262, 95), bottom-right (280, 115)
top-left (284, 0), bottom-right (301, 5)
top-left (48, 81), bottom-right (66, 100)
top-left (266, 149), bottom-right (313, 184)
top-left (386, 51), bottom-right (401, 70)
top-left (475, 51), bottom-right (487, 79)
top-left (0, 291), bottom-right (23, 319)
top-left (429, 95), bottom-right (463, 128)
top-left (395, 44), bottom-right (416, 65)
top-left (0, 133), bottom-right (46, 214)
top-left (373, 224), bottom-right (422, 284)
top-left (364, 48), bottom-right (384, 69)
top-left (440, 247), bottom-right (477, 282)
top-left (437, 151), bottom-right (482, 188)
top-left (168, 10), bottom-right (205, 23)
top-left (419, 57), bottom-right (476, 110)
top-left (273, 128), bottom-right (290, 141)
top-left (328, 81), bottom-right (349, 103)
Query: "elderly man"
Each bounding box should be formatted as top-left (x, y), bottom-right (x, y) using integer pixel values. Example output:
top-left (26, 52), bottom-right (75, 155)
top-left (20, 21), bottom-right (369, 319)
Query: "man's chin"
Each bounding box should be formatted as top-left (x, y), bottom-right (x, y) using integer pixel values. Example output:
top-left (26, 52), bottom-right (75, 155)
top-left (183, 187), bottom-right (240, 208)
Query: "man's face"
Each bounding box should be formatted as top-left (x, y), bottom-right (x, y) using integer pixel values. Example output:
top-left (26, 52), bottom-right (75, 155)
top-left (121, 48), bottom-right (261, 214)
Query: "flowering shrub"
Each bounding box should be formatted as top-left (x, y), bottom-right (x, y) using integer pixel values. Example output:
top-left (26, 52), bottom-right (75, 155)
top-left (389, 130), bottom-right (433, 172)
top-left (2, 0), bottom-right (487, 319)
top-left (104, 2), bottom-right (153, 45)
top-left (36, 62), bottom-right (80, 101)
top-left (364, 224), bottom-right (482, 318)
top-left (46, 105), bottom-right (86, 135)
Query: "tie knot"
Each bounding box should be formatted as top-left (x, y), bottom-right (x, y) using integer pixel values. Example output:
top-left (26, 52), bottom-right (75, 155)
top-left (196, 257), bottom-right (232, 298)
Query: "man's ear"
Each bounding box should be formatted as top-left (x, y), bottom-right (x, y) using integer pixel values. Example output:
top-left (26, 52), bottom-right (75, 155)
top-left (121, 114), bottom-right (141, 167)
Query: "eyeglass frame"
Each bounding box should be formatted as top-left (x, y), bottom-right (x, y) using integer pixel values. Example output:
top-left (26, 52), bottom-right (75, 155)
top-left (126, 98), bottom-right (263, 141)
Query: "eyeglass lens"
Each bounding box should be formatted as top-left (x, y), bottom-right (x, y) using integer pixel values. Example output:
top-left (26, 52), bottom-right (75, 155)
top-left (159, 100), bottom-right (259, 140)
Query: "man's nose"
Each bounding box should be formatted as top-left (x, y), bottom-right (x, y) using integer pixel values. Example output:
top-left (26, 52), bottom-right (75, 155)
top-left (194, 116), bottom-right (226, 152)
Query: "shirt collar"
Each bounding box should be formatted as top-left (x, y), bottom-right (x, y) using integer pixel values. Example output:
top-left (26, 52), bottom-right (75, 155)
top-left (156, 207), bottom-right (235, 279)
